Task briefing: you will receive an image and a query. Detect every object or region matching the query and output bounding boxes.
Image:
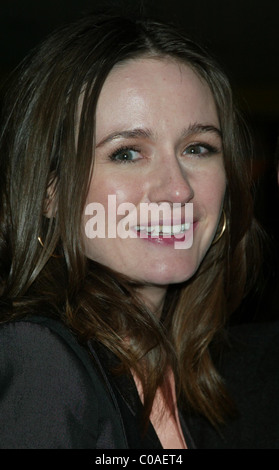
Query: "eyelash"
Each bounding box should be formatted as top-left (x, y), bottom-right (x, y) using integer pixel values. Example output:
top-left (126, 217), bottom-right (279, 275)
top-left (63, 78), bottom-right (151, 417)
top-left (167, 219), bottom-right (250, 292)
top-left (109, 146), bottom-right (141, 164)
top-left (108, 142), bottom-right (221, 164)
top-left (183, 143), bottom-right (220, 157)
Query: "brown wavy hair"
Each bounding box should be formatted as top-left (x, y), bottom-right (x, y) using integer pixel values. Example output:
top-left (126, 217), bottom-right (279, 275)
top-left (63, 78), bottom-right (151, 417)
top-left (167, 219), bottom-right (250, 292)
top-left (0, 14), bottom-right (261, 428)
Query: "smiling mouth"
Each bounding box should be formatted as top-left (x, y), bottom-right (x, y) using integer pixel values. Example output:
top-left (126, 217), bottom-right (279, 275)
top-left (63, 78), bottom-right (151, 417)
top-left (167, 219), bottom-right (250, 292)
top-left (135, 223), bottom-right (191, 237)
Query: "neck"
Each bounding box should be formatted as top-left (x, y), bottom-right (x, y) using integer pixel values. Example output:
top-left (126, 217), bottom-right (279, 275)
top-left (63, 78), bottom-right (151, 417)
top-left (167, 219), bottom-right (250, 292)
top-left (136, 285), bottom-right (168, 317)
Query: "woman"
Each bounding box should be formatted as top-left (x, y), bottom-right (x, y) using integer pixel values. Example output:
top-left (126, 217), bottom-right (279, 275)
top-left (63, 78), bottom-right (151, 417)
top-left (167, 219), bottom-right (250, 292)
top-left (0, 14), bottom-right (273, 449)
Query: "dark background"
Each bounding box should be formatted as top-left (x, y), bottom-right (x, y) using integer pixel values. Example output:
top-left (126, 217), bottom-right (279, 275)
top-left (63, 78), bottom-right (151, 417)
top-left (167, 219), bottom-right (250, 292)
top-left (0, 0), bottom-right (278, 321)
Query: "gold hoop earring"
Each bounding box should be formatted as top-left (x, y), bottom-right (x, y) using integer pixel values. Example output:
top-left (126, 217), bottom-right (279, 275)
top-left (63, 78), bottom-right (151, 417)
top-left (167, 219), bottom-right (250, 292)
top-left (212, 209), bottom-right (227, 245)
top-left (38, 236), bottom-right (61, 258)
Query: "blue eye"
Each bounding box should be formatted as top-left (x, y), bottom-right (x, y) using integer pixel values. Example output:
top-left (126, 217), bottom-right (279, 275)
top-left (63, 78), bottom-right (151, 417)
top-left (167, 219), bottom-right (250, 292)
top-left (110, 147), bottom-right (140, 163)
top-left (184, 144), bottom-right (219, 157)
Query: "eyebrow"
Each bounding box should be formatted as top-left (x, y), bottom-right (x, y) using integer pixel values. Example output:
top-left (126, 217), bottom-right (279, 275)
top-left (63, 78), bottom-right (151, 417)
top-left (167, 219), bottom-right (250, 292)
top-left (96, 128), bottom-right (152, 148)
top-left (183, 123), bottom-right (222, 139)
top-left (96, 123), bottom-right (222, 148)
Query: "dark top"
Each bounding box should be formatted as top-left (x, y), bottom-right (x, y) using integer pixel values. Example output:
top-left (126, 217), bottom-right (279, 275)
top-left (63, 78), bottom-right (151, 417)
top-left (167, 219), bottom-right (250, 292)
top-left (0, 316), bottom-right (278, 448)
top-left (0, 316), bottom-right (195, 449)
top-left (186, 321), bottom-right (279, 449)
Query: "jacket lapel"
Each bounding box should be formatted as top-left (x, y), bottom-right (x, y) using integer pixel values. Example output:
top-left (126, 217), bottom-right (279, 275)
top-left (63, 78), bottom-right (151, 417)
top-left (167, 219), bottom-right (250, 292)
top-left (88, 341), bottom-right (162, 449)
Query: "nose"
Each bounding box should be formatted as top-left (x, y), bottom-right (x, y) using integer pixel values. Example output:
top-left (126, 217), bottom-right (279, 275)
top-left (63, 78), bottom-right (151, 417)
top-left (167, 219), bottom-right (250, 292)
top-left (147, 155), bottom-right (194, 205)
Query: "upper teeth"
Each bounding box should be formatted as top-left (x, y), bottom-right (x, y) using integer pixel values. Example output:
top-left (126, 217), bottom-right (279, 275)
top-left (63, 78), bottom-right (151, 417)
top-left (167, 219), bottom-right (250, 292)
top-left (136, 224), bottom-right (190, 234)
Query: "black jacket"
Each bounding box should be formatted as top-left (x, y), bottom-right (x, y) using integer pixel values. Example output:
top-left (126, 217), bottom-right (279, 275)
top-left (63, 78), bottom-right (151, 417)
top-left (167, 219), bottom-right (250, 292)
top-left (0, 316), bottom-right (195, 449)
top-left (0, 316), bottom-right (278, 449)
top-left (187, 321), bottom-right (279, 449)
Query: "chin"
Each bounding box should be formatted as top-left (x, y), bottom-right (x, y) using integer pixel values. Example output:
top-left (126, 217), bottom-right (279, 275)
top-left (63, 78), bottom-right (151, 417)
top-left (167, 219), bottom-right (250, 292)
top-left (142, 262), bottom-right (199, 286)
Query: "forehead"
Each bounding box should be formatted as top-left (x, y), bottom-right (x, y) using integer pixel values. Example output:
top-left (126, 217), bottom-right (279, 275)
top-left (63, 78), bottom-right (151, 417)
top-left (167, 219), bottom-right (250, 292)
top-left (95, 57), bottom-right (219, 137)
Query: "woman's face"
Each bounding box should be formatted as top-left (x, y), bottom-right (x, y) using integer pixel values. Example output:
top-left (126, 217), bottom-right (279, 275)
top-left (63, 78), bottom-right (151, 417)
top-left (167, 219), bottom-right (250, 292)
top-left (83, 57), bottom-right (226, 307)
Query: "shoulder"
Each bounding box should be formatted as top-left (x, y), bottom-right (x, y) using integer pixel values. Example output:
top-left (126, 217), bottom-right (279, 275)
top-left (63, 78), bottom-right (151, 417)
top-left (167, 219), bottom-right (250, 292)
top-left (0, 317), bottom-right (94, 382)
top-left (219, 321), bottom-right (279, 448)
top-left (221, 320), bottom-right (279, 373)
top-left (228, 320), bottom-right (279, 344)
top-left (218, 321), bottom-right (279, 392)
top-left (189, 321), bottom-right (279, 448)
top-left (0, 317), bottom-right (124, 448)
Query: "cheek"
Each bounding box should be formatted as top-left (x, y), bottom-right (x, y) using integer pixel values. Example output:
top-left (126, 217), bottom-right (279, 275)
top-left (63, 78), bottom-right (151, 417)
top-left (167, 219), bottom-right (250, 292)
top-left (197, 165), bottom-right (226, 208)
top-left (85, 173), bottom-right (144, 221)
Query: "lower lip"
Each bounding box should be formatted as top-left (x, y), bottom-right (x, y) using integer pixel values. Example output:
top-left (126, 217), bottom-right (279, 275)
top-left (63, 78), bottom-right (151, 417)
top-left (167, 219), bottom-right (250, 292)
top-left (133, 222), bottom-right (198, 247)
